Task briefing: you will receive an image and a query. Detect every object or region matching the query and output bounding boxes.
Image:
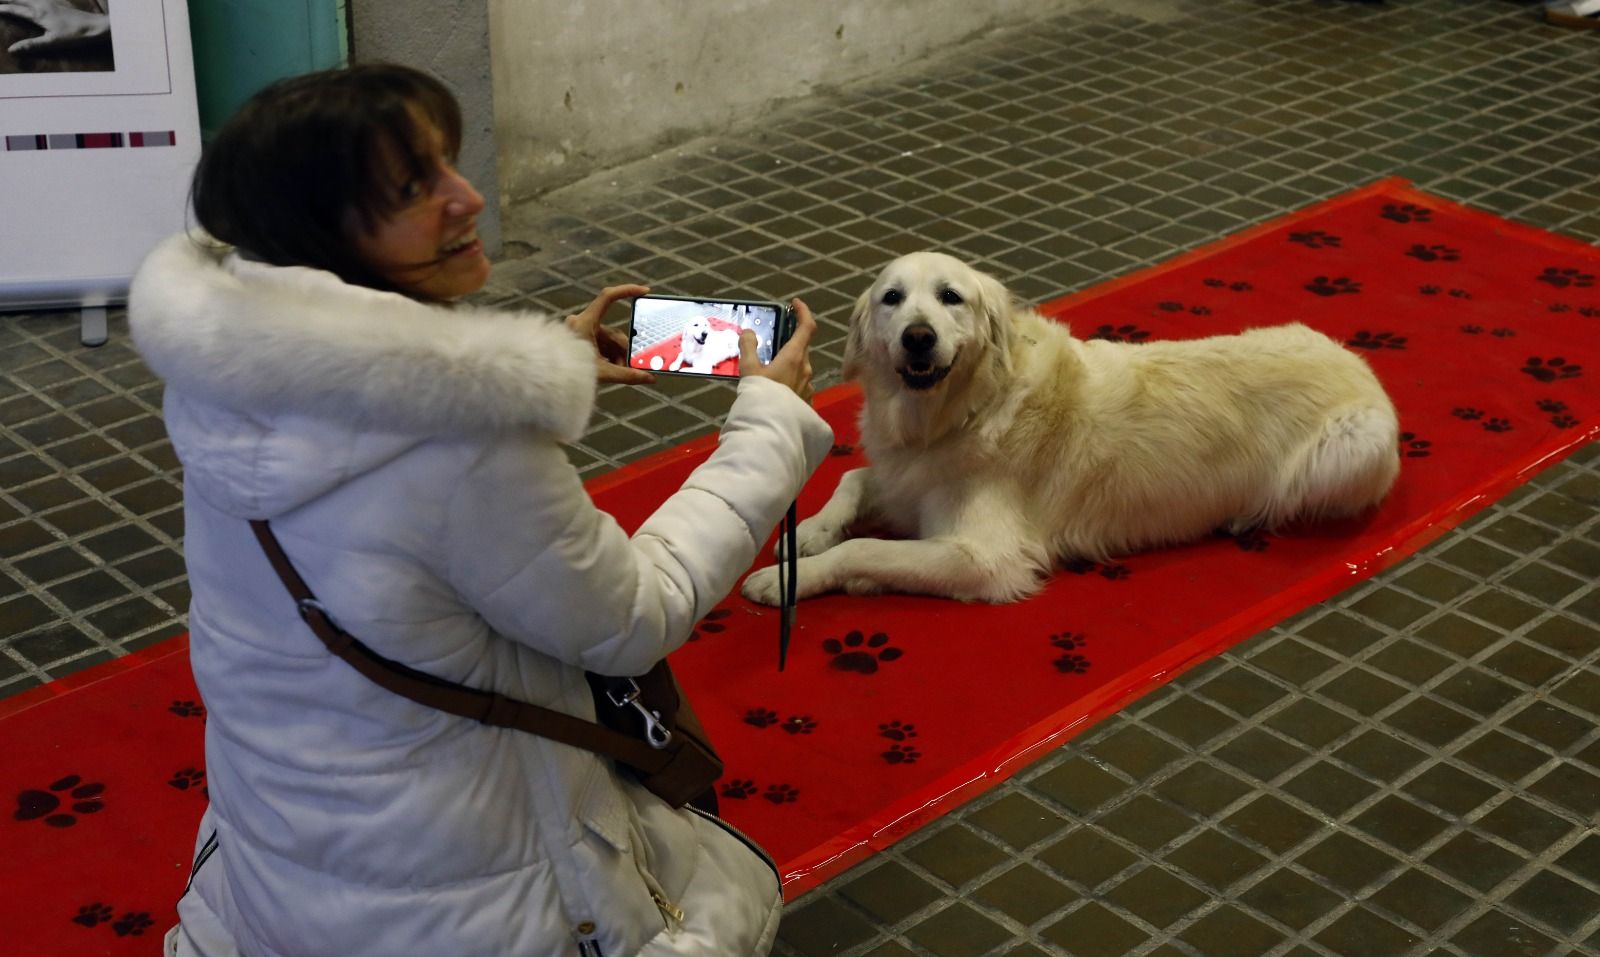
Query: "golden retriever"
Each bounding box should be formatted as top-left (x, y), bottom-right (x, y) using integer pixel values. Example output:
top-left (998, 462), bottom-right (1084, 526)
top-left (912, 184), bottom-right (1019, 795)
top-left (669, 316), bottom-right (741, 373)
top-left (742, 251), bottom-right (1400, 604)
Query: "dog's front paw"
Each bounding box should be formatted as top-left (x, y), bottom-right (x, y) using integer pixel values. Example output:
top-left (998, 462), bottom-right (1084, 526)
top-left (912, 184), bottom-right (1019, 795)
top-left (793, 518), bottom-right (845, 557)
top-left (741, 565), bottom-right (784, 606)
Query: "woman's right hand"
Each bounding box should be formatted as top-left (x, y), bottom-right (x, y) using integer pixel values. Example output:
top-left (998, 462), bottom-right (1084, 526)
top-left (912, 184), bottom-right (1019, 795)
top-left (740, 298), bottom-right (816, 402)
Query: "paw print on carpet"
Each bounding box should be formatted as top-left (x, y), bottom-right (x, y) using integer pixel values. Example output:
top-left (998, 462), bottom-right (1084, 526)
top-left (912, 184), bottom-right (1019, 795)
top-left (1399, 432), bottom-right (1432, 458)
top-left (829, 443), bottom-right (856, 457)
top-left (1063, 560), bottom-right (1131, 580)
top-left (1088, 324), bottom-right (1150, 343)
top-left (824, 631), bottom-right (902, 674)
top-left (1305, 276), bottom-right (1362, 297)
top-left (1348, 331), bottom-right (1407, 350)
top-left (1050, 632), bottom-right (1087, 651)
top-left (1536, 267), bottom-right (1595, 289)
top-left (1522, 357), bottom-right (1583, 382)
top-left (689, 607), bottom-right (732, 642)
top-left (1288, 230), bottom-right (1341, 248)
top-left (168, 700), bottom-right (206, 718)
top-left (1482, 418), bottom-right (1513, 433)
top-left (168, 768), bottom-right (206, 793)
top-left (781, 715), bottom-right (817, 735)
top-left (72, 903), bottom-right (115, 928)
top-left (1054, 653), bottom-right (1092, 675)
top-left (112, 913), bottom-right (154, 937)
top-left (1453, 408), bottom-right (1484, 421)
top-left (1405, 244), bottom-right (1460, 263)
top-left (14, 775), bottom-right (105, 828)
top-left (881, 744), bottom-right (921, 765)
top-left (743, 707), bottom-right (779, 729)
top-left (763, 783), bottom-right (800, 804)
top-left (1380, 203), bottom-right (1433, 224)
top-left (879, 720), bottom-right (918, 741)
top-left (1202, 278), bottom-right (1253, 292)
top-left (1491, 328), bottom-right (1515, 338)
top-left (720, 778), bottom-right (758, 800)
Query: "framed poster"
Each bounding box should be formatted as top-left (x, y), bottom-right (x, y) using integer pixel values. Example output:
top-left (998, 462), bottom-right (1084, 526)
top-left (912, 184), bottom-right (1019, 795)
top-left (0, 0), bottom-right (200, 318)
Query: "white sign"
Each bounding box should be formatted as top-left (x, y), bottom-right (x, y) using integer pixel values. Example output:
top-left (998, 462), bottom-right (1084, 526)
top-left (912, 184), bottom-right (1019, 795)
top-left (0, 0), bottom-right (201, 316)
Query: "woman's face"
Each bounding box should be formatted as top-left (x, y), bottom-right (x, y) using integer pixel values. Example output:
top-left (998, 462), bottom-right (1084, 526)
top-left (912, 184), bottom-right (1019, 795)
top-left (350, 117), bottom-right (490, 301)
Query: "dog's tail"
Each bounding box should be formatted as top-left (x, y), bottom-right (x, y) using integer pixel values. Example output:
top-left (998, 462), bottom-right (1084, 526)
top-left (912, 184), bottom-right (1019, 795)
top-left (1251, 404), bottom-right (1401, 530)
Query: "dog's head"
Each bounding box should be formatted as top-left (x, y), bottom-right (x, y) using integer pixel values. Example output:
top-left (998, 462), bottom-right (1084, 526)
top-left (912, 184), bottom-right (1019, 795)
top-left (681, 316), bottom-right (712, 348)
top-left (843, 251), bottom-right (1017, 391)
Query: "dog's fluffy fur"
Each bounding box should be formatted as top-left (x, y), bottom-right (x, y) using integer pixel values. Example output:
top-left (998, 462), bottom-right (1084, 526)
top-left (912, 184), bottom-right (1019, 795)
top-left (742, 251), bottom-right (1401, 604)
top-left (669, 316), bottom-right (742, 373)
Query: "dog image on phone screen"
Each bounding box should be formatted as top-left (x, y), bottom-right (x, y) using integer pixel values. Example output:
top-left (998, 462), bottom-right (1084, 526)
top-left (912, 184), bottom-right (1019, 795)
top-left (741, 251), bottom-right (1400, 605)
top-left (669, 316), bottom-right (743, 373)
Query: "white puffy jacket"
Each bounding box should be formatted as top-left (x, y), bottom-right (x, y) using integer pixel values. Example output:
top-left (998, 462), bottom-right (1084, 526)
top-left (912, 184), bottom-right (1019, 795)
top-left (128, 234), bottom-right (833, 957)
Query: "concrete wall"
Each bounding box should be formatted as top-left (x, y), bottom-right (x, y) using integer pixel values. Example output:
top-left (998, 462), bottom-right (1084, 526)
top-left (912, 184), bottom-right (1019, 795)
top-left (488, 0), bottom-right (1110, 202)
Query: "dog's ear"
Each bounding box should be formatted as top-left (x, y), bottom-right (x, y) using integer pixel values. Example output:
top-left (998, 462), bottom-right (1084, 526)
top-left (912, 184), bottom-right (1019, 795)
top-left (971, 268), bottom-right (1019, 375)
top-left (840, 284), bottom-right (875, 381)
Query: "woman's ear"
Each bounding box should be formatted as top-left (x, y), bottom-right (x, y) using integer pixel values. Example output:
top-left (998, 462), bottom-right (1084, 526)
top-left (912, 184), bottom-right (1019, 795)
top-left (840, 285), bottom-right (874, 381)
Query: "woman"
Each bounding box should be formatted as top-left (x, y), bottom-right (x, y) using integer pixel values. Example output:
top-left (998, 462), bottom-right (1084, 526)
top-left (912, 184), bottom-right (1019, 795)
top-left (128, 63), bottom-right (832, 957)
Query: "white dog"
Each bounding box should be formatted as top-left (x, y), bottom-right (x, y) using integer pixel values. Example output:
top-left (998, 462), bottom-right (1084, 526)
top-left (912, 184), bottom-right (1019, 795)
top-left (669, 316), bottom-right (741, 373)
top-left (742, 251), bottom-right (1400, 604)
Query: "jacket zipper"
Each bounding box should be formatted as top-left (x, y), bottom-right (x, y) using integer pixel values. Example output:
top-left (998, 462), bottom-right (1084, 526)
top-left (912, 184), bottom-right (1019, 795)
top-left (574, 922), bottom-right (604, 957)
top-left (687, 805), bottom-right (781, 883)
top-left (651, 891), bottom-right (685, 929)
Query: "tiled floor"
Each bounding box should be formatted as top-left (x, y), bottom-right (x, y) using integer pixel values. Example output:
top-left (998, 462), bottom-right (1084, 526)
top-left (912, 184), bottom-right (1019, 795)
top-left (3, 0), bottom-right (1598, 954)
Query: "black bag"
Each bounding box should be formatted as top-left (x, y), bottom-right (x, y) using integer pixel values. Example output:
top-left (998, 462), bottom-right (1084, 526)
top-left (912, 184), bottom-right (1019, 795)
top-left (250, 520), bottom-right (723, 811)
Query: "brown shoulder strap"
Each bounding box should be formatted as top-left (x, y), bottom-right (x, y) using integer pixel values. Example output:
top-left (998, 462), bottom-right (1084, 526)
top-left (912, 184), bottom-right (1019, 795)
top-left (247, 520), bottom-right (671, 773)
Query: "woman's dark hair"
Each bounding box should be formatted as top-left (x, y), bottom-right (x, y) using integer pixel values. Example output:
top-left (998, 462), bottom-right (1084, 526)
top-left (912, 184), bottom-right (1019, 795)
top-left (191, 62), bottom-right (463, 294)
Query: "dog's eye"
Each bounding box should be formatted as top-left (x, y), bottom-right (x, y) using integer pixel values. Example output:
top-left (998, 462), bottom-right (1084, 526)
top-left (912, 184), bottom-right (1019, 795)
top-left (881, 289), bottom-right (903, 306)
top-left (939, 288), bottom-right (964, 306)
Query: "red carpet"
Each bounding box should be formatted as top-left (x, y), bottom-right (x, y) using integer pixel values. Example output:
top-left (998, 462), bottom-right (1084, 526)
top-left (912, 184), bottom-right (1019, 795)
top-left (4, 179), bottom-right (1597, 951)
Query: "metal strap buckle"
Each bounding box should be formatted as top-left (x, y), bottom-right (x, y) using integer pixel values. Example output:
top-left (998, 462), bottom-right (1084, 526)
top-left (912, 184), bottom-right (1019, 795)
top-left (605, 677), bottom-right (673, 749)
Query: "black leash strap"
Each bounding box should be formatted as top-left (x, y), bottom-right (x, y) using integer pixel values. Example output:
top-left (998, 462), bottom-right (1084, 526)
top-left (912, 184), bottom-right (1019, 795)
top-left (777, 501), bottom-right (798, 670)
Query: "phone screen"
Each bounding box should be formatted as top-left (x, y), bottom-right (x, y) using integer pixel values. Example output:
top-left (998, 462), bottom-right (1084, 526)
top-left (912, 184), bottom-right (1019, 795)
top-left (628, 297), bottom-right (783, 378)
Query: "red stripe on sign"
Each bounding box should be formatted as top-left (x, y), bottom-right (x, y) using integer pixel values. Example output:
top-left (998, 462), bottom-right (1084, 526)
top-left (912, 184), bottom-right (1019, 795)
top-left (78, 132), bottom-right (121, 148)
top-left (130, 132), bottom-right (144, 147)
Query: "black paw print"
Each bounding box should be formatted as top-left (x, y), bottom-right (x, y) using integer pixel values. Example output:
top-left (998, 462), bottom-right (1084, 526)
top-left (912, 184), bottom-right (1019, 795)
top-left (1490, 328), bottom-right (1515, 338)
top-left (1406, 244), bottom-right (1460, 263)
top-left (1190, 305), bottom-right (1212, 316)
top-left (1381, 203), bottom-right (1433, 224)
top-left (882, 744), bottom-right (922, 765)
top-left (743, 707), bottom-right (779, 729)
top-left (1288, 230), bottom-right (1341, 248)
top-left (1536, 267), bottom-right (1595, 289)
top-left (1482, 418), bottom-right (1513, 433)
top-left (1233, 530), bottom-right (1269, 552)
top-left (1461, 325), bottom-right (1483, 335)
top-left (1049, 632), bottom-right (1087, 651)
top-left (1156, 301), bottom-right (1186, 313)
top-left (1399, 432), bottom-right (1432, 458)
top-left (1549, 303), bottom-right (1572, 313)
top-left (720, 778), bottom-right (758, 799)
top-left (1448, 288), bottom-right (1473, 300)
top-left (15, 775), bottom-right (105, 827)
top-left (1453, 408), bottom-right (1484, 421)
top-left (1089, 324), bottom-right (1150, 343)
top-left (1348, 330), bottom-right (1407, 350)
top-left (1099, 563), bottom-right (1131, 581)
top-left (112, 912), bottom-right (154, 937)
top-left (72, 903), bottom-right (115, 928)
top-left (689, 607), bottom-right (732, 642)
top-left (1537, 399), bottom-right (1569, 414)
top-left (1229, 281), bottom-right (1253, 292)
top-left (168, 700), bottom-right (206, 718)
top-left (168, 767), bottom-right (206, 792)
top-left (763, 783), bottom-right (800, 804)
top-left (1203, 278), bottom-right (1226, 288)
top-left (1420, 285), bottom-right (1441, 296)
top-left (1552, 414), bottom-right (1579, 429)
top-left (781, 715), bottom-right (817, 735)
top-left (1580, 306), bottom-right (1600, 318)
top-left (879, 720), bottom-right (918, 741)
top-left (1054, 653), bottom-right (1092, 675)
top-left (1305, 276), bottom-right (1362, 297)
top-left (824, 631), bottom-right (903, 674)
top-left (1522, 357), bottom-right (1583, 382)
top-left (829, 443), bottom-right (856, 457)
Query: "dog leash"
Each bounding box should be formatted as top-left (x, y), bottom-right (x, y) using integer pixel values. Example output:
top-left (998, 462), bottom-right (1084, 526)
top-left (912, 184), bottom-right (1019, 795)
top-left (777, 500), bottom-right (798, 670)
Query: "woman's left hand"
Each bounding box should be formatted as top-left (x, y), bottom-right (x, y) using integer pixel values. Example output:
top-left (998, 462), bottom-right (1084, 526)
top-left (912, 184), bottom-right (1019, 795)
top-left (566, 284), bottom-right (656, 385)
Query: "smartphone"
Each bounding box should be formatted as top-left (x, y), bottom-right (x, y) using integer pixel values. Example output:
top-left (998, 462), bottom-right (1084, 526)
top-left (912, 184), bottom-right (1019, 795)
top-left (627, 294), bottom-right (793, 379)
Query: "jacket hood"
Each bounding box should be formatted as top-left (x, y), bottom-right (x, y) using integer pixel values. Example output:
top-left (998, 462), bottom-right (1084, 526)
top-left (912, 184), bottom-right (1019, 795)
top-left (128, 233), bottom-right (599, 518)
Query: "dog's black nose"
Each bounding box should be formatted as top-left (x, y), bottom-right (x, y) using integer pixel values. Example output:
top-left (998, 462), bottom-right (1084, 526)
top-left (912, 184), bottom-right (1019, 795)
top-left (901, 323), bottom-right (937, 354)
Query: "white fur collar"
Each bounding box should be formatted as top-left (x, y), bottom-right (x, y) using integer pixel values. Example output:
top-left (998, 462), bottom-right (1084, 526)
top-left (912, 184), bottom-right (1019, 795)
top-left (128, 233), bottom-right (597, 442)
